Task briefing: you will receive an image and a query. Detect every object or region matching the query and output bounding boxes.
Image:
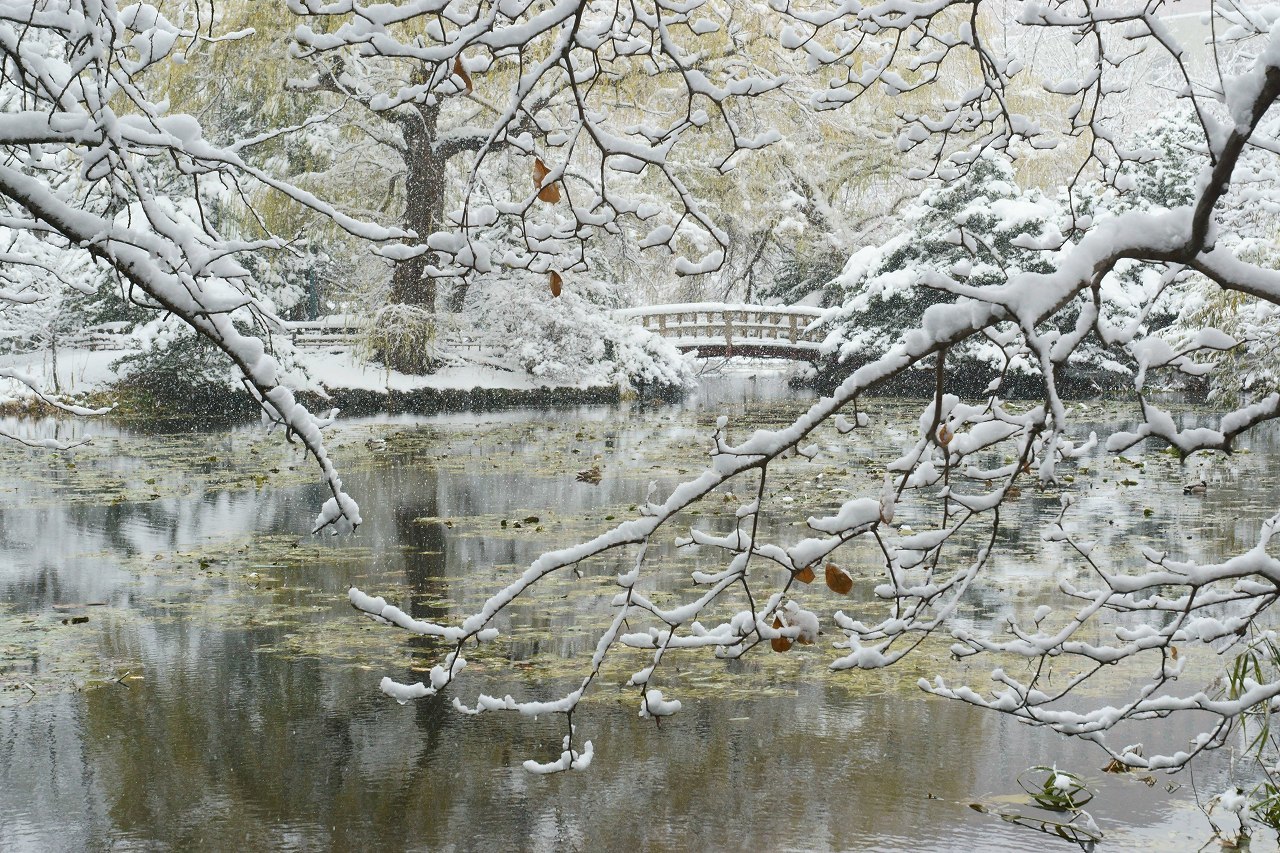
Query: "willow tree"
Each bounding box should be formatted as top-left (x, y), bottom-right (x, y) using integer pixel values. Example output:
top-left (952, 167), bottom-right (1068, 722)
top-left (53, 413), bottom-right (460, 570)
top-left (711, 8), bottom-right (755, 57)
top-left (282, 1), bottom-right (794, 321)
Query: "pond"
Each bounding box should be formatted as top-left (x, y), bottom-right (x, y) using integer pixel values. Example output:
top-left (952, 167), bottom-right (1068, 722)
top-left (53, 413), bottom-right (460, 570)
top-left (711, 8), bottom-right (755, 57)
top-left (1, 366), bottom-right (1277, 851)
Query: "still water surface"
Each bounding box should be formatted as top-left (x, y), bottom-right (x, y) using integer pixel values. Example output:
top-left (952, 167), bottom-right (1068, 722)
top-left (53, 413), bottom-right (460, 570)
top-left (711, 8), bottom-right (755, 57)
top-left (1, 369), bottom-right (1278, 851)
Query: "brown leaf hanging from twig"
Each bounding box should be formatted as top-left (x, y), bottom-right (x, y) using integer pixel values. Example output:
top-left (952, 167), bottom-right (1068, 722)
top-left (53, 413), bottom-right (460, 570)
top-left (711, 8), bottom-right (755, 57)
top-left (533, 158), bottom-right (561, 203)
top-left (770, 616), bottom-right (792, 653)
top-left (825, 563), bottom-right (853, 595)
top-left (453, 56), bottom-right (472, 94)
top-left (549, 270), bottom-right (562, 298)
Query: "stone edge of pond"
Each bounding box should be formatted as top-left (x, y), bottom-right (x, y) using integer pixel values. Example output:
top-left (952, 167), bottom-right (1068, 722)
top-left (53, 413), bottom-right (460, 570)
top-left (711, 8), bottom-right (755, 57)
top-left (0, 380), bottom-right (689, 426)
top-left (307, 383), bottom-right (632, 416)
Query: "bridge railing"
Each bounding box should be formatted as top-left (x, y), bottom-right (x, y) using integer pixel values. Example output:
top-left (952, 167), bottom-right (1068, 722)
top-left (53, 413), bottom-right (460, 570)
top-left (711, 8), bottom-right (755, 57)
top-left (53, 315), bottom-right (493, 353)
top-left (62, 321), bottom-right (136, 350)
top-left (285, 315), bottom-right (366, 348)
top-left (286, 315), bottom-right (491, 352)
top-left (614, 303), bottom-right (827, 349)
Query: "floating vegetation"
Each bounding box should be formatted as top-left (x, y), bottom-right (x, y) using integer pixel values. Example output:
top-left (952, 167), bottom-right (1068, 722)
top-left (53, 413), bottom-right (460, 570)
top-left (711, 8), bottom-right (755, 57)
top-left (0, 601), bottom-right (145, 707)
top-left (0, 395), bottom-right (1274, 730)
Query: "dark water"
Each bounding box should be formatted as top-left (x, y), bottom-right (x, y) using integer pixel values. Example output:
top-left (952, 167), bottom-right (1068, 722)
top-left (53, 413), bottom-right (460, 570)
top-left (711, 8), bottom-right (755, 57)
top-left (1, 369), bottom-right (1277, 851)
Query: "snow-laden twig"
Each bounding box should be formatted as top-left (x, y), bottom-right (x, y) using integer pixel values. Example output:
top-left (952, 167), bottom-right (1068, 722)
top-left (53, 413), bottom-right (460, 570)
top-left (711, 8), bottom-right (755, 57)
top-left (349, 9), bottom-right (1280, 774)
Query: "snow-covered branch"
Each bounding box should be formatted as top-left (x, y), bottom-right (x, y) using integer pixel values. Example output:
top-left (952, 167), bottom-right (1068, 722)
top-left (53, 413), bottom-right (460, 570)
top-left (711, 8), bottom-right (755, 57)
top-left (347, 2), bottom-right (1280, 775)
top-left (0, 0), bottom-right (409, 531)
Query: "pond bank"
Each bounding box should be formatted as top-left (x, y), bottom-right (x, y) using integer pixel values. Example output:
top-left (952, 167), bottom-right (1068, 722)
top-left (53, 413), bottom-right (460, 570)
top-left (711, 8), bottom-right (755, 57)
top-left (809, 357), bottom-right (1208, 400)
top-left (0, 345), bottom-right (688, 424)
top-left (302, 382), bottom-right (628, 416)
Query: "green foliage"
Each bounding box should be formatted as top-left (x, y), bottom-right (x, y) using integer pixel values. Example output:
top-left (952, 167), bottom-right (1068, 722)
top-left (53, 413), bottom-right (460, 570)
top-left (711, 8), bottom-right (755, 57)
top-left (970, 765), bottom-right (1102, 848)
top-left (1109, 107), bottom-right (1203, 214)
top-left (109, 329), bottom-right (260, 421)
top-left (872, 156), bottom-right (1056, 288)
top-left (1252, 782), bottom-right (1280, 831)
top-left (113, 327), bottom-right (237, 391)
top-left (761, 250), bottom-right (847, 307)
top-left (1091, 108), bottom-right (1280, 405)
top-left (1215, 634), bottom-right (1280, 831)
top-left (1018, 766), bottom-right (1095, 811)
top-left (55, 270), bottom-right (154, 334)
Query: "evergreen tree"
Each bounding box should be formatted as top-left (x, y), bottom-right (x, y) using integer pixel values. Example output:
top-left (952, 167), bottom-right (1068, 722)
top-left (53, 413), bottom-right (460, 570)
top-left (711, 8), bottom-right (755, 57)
top-left (819, 152), bottom-right (1065, 392)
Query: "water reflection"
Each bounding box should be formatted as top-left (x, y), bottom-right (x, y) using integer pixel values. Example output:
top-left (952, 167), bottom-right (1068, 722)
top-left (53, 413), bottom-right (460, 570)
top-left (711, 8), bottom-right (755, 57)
top-left (0, 368), bottom-right (1276, 850)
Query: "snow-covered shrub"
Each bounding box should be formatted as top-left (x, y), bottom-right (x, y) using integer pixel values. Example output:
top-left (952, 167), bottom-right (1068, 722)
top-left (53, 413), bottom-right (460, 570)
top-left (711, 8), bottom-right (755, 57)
top-left (110, 312), bottom-right (296, 420)
top-left (364, 303), bottom-right (443, 376)
top-left (113, 317), bottom-right (241, 391)
top-left (465, 273), bottom-right (693, 390)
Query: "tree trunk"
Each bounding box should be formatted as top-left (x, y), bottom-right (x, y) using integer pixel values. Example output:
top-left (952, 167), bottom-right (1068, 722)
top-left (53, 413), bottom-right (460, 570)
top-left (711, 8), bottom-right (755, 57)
top-left (389, 122), bottom-right (446, 312)
top-left (379, 107), bottom-right (449, 374)
top-left (448, 279), bottom-right (470, 313)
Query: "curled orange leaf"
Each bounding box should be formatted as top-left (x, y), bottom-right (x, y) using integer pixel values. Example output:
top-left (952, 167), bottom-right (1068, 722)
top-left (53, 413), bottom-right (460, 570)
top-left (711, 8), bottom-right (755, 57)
top-left (770, 616), bottom-right (792, 653)
top-left (825, 563), bottom-right (853, 595)
top-left (794, 565), bottom-right (815, 584)
top-left (533, 158), bottom-right (561, 203)
top-left (453, 56), bottom-right (472, 94)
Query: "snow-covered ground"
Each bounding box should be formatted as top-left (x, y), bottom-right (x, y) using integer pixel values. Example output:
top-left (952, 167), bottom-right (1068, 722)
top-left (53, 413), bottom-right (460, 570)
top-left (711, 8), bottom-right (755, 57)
top-left (0, 348), bottom-right (121, 401)
top-left (287, 347), bottom-right (617, 393)
top-left (0, 345), bottom-right (623, 410)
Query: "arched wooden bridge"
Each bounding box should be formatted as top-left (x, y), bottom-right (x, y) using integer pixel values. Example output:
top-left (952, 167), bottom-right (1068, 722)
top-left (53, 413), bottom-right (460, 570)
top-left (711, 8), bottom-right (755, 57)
top-left (614, 303), bottom-right (827, 361)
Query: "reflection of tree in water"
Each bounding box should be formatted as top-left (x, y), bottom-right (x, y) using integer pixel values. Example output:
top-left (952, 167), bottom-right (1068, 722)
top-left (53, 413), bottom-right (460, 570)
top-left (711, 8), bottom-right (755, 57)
top-left (393, 496), bottom-right (448, 626)
top-left (10, 404), bottom-right (1274, 848)
top-left (31, 462), bottom-right (468, 848)
top-left (391, 487), bottom-right (455, 770)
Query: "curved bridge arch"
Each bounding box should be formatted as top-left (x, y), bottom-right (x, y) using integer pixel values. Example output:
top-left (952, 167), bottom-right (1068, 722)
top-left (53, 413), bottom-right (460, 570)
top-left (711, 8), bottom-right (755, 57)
top-left (615, 303), bottom-right (827, 362)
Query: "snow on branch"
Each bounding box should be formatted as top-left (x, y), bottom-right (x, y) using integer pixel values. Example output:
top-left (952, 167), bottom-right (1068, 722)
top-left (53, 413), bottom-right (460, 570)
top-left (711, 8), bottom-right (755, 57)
top-left (347, 4), bottom-right (1280, 774)
top-left (285, 0), bottom-right (787, 295)
top-left (0, 0), bottom-right (409, 530)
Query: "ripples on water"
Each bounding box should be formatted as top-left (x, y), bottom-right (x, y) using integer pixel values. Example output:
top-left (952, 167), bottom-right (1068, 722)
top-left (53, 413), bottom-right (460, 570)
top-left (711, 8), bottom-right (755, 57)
top-left (0, 366), bottom-right (1276, 850)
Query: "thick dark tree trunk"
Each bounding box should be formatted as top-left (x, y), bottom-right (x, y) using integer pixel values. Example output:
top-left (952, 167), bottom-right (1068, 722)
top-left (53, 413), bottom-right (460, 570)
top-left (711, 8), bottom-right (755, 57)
top-left (376, 100), bottom-right (455, 374)
top-left (389, 118), bottom-right (446, 312)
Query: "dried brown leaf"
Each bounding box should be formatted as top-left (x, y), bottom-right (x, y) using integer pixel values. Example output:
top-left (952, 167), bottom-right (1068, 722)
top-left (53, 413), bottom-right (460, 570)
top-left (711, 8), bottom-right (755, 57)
top-left (453, 56), bottom-right (472, 94)
top-left (825, 563), bottom-right (853, 595)
top-left (533, 158), bottom-right (561, 203)
top-left (770, 616), bottom-right (791, 653)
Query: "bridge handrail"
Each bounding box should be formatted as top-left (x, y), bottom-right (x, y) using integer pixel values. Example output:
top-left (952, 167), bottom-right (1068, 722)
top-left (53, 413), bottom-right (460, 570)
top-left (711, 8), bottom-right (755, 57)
top-left (282, 314), bottom-right (369, 332)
